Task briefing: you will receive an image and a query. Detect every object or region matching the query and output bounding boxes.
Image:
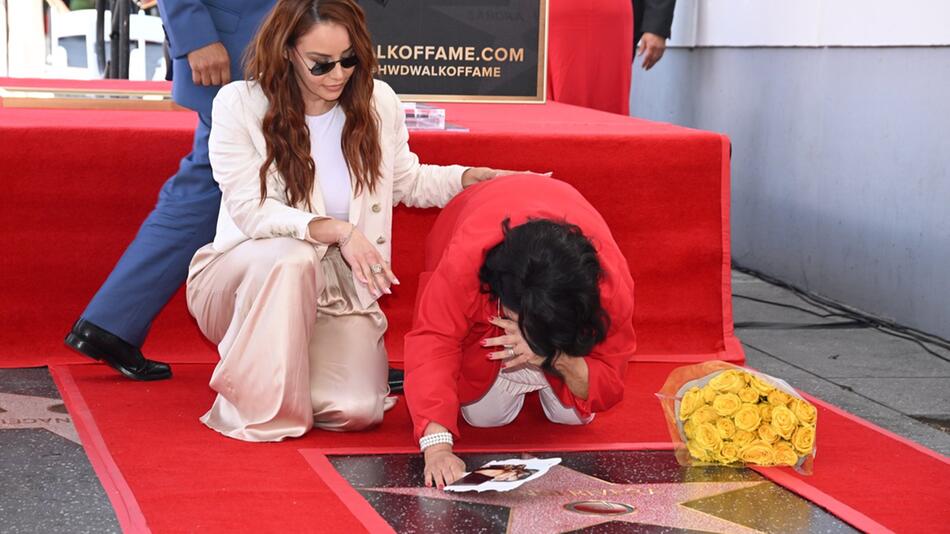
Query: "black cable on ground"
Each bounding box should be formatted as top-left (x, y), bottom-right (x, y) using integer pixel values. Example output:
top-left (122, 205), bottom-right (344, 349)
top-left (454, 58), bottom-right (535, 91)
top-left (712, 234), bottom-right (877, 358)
top-left (734, 320), bottom-right (871, 330)
top-left (732, 263), bottom-right (950, 363)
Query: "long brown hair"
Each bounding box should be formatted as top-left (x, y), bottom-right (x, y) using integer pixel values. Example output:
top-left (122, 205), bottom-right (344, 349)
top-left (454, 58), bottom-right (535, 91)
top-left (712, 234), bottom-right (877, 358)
top-left (245, 0), bottom-right (381, 210)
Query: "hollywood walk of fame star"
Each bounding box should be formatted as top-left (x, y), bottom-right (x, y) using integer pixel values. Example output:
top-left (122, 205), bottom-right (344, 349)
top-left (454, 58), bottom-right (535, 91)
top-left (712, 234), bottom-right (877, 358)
top-left (0, 392), bottom-right (80, 444)
top-left (363, 464), bottom-right (768, 533)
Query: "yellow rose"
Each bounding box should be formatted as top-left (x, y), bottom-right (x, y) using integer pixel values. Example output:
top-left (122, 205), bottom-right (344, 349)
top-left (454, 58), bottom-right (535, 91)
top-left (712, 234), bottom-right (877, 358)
top-left (757, 423), bottom-right (779, 444)
top-left (690, 405), bottom-right (719, 425)
top-left (687, 440), bottom-right (711, 462)
top-left (749, 375), bottom-right (775, 395)
top-left (734, 404), bottom-right (762, 432)
top-left (738, 387), bottom-right (760, 403)
top-left (773, 442), bottom-right (800, 466)
top-left (792, 425), bottom-right (816, 455)
top-left (716, 417), bottom-right (736, 439)
top-left (683, 418), bottom-right (696, 439)
top-left (741, 371), bottom-right (753, 384)
top-left (791, 398), bottom-right (817, 426)
top-left (768, 389), bottom-right (792, 406)
top-left (717, 443), bottom-right (740, 464)
top-left (679, 387), bottom-right (704, 421)
top-left (739, 440), bottom-right (776, 465)
top-left (694, 423), bottom-right (723, 452)
top-left (712, 393), bottom-right (742, 417)
top-left (732, 430), bottom-right (755, 448)
top-left (701, 384), bottom-right (717, 404)
top-left (709, 370), bottom-right (745, 393)
top-left (759, 403), bottom-right (773, 422)
top-left (770, 405), bottom-right (799, 439)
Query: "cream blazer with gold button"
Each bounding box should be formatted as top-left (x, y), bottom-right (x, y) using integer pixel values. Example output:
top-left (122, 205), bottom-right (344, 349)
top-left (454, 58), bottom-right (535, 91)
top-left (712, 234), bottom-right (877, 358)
top-left (192, 79), bottom-right (466, 309)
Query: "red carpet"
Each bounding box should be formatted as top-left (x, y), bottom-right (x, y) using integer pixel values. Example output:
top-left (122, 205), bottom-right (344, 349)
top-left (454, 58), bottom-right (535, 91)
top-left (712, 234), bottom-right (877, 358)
top-left (1, 99), bottom-right (739, 368)
top-left (50, 361), bottom-right (949, 533)
top-left (7, 82), bottom-right (945, 532)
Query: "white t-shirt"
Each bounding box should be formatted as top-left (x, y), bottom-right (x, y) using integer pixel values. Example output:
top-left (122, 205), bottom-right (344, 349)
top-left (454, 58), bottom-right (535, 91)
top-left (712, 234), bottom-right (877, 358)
top-left (306, 104), bottom-right (350, 222)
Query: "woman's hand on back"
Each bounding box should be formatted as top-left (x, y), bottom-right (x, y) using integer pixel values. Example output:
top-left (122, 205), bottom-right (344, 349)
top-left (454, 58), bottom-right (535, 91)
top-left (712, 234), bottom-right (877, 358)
top-left (461, 168), bottom-right (552, 188)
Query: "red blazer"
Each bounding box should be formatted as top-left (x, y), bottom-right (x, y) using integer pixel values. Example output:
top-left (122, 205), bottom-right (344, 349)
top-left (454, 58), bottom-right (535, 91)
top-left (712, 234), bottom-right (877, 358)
top-left (404, 175), bottom-right (637, 440)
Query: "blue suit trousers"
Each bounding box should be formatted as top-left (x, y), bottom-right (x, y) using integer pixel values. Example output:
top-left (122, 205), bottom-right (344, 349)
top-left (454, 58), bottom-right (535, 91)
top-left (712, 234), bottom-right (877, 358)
top-left (82, 112), bottom-right (219, 347)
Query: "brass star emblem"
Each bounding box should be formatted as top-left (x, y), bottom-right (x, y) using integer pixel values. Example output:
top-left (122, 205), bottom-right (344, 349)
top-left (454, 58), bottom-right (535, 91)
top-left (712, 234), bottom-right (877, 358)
top-left (0, 392), bottom-right (80, 444)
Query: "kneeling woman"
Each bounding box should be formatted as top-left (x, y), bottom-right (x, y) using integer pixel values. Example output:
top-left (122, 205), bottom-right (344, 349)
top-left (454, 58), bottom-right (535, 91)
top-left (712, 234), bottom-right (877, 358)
top-left (186, 0), bottom-right (506, 442)
top-left (404, 175), bottom-right (637, 487)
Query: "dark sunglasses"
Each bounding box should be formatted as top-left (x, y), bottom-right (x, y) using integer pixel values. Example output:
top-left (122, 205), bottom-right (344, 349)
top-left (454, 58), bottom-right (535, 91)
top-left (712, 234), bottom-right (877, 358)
top-left (305, 54), bottom-right (359, 76)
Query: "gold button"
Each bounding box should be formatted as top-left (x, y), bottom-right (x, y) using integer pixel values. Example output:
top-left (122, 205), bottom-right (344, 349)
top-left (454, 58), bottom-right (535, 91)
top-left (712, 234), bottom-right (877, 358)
top-left (371, 203), bottom-right (381, 213)
top-left (376, 236), bottom-right (386, 244)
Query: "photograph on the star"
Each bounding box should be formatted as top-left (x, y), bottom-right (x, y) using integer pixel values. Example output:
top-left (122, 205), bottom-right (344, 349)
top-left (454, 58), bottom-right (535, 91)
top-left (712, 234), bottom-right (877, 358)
top-left (445, 457), bottom-right (560, 493)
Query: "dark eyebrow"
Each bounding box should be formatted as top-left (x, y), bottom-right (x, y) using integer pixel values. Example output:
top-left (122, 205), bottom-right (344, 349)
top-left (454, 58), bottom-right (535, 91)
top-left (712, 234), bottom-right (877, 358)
top-left (306, 48), bottom-right (354, 60)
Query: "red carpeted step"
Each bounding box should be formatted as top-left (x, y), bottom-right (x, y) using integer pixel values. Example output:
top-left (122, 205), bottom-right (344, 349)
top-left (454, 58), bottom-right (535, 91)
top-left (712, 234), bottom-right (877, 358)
top-left (2, 101), bottom-right (742, 368)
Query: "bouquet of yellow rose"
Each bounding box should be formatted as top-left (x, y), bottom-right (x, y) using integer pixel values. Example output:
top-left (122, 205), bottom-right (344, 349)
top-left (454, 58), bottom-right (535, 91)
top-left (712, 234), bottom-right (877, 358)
top-left (657, 361), bottom-right (817, 474)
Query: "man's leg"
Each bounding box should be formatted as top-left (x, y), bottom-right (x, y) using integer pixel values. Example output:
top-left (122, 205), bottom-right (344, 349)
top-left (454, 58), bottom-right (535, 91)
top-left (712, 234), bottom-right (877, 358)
top-left (67, 112), bottom-right (219, 380)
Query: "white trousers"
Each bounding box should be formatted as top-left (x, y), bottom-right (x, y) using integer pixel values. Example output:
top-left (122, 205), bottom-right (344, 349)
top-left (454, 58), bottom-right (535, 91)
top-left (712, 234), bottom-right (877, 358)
top-left (461, 366), bottom-right (594, 428)
top-left (186, 238), bottom-right (390, 442)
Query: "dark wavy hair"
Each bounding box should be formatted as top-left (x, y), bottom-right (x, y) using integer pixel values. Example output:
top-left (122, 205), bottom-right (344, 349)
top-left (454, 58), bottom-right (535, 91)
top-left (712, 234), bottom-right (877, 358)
top-left (245, 0), bottom-right (381, 210)
top-left (478, 219), bottom-right (610, 368)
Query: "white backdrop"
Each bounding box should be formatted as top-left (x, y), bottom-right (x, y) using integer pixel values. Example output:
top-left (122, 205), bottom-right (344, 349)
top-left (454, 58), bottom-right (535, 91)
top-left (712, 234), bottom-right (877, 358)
top-left (4, 0), bottom-right (46, 77)
top-left (666, 0), bottom-right (950, 47)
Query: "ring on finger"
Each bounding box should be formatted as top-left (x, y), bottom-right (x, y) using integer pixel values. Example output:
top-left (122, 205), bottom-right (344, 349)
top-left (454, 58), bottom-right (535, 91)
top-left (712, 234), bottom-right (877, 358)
top-left (506, 346), bottom-right (516, 358)
top-left (370, 263), bottom-right (384, 275)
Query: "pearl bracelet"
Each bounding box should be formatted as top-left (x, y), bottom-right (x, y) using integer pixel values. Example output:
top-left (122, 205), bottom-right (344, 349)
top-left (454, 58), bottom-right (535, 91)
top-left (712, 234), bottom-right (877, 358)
top-left (419, 431), bottom-right (454, 451)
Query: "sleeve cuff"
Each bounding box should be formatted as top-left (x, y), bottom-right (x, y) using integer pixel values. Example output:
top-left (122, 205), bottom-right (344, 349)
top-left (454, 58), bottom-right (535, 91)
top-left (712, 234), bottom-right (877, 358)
top-left (170, 35), bottom-right (220, 60)
top-left (302, 215), bottom-right (334, 245)
top-left (444, 164), bottom-right (467, 201)
top-left (414, 417), bottom-right (461, 442)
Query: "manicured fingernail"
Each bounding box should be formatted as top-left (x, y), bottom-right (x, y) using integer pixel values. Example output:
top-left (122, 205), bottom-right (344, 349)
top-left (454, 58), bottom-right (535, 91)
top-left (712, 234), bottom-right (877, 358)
top-left (480, 339), bottom-right (488, 346)
top-left (393, 278), bottom-right (401, 285)
top-left (383, 287), bottom-right (392, 295)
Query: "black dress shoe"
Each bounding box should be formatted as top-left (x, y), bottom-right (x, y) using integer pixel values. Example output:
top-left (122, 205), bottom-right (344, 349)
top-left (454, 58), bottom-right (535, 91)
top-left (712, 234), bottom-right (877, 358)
top-left (65, 319), bottom-right (172, 381)
top-left (387, 367), bottom-right (404, 394)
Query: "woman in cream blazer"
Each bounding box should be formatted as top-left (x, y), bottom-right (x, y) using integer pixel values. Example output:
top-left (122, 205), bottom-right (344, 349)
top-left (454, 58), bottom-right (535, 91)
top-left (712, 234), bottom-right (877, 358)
top-left (185, 0), bottom-right (505, 442)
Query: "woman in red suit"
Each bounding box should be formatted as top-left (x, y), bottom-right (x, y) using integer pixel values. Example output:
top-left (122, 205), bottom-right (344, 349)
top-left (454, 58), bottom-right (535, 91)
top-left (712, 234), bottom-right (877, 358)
top-left (404, 175), bottom-right (637, 488)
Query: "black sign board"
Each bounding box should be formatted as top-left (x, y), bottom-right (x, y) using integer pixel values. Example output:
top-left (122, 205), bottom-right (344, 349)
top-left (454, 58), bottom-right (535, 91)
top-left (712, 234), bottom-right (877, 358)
top-left (361, 0), bottom-right (548, 102)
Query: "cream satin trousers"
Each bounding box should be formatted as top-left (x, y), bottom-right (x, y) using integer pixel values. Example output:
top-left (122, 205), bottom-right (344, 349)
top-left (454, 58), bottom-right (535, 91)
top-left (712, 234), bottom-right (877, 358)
top-left (186, 238), bottom-right (390, 442)
top-left (461, 366), bottom-right (594, 428)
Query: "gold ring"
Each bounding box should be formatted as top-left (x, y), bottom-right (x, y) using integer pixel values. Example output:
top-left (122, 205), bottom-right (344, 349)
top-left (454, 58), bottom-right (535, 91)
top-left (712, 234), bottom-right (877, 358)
top-left (370, 263), bottom-right (384, 274)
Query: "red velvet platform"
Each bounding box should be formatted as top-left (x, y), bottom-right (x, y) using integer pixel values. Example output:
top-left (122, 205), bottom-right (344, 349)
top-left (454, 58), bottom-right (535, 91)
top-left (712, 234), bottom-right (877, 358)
top-left (1, 85), bottom-right (740, 368)
top-left (6, 81), bottom-right (949, 534)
